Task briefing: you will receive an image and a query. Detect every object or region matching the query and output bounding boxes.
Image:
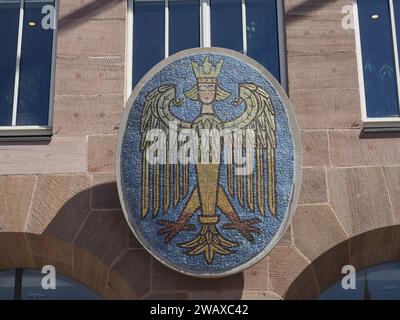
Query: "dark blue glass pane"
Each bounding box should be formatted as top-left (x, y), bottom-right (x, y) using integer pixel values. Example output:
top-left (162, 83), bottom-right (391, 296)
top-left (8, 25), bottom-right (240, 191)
top-left (319, 262), bottom-right (400, 300)
top-left (0, 269), bottom-right (15, 300)
top-left (21, 269), bottom-right (101, 300)
top-left (17, 1), bottom-right (54, 126)
top-left (211, 0), bottom-right (242, 52)
top-left (133, 0), bottom-right (164, 87)
top-left (358, 0), bottom-right (399, 117)
top-left (0, 2), bottom-right (19, 126)
top-left (169, 0), bottom-right (199, 55)
top-left (246, 0), bottom-right (280, 81)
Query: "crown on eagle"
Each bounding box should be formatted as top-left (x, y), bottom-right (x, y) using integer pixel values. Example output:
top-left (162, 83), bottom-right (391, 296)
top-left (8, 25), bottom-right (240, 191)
top-left (191, 58), bottom-right (223, 80)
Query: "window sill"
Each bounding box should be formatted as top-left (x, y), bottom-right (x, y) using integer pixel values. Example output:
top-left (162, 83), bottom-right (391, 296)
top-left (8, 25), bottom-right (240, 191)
top-left (0, 126), bottom-right (53, 141)
top-left (363, 118), bottom-right (400, 132)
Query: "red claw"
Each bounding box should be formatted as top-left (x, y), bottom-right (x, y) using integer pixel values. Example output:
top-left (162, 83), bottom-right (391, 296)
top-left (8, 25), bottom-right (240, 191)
top-left (157, 220), bottom-right (196, 244)
top-left (222, 215), bottom-right (262, 243)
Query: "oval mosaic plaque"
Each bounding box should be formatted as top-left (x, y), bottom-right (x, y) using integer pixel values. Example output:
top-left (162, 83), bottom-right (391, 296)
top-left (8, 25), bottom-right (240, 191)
top-left (117, 48), bottom-right (302, 277)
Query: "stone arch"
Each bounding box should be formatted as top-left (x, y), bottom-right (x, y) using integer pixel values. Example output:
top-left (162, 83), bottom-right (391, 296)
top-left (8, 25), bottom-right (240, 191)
top-left (0, 232), bottom-right (139, 299)
top-left (285, 225), bottom-right (400, 299)
top-left (0, 178), bottom-right (151, 300)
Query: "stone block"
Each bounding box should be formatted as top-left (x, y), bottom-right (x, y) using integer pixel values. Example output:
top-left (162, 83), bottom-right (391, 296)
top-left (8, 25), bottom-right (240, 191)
top-left (328, 167), bottom-right (393, 236)
top-left (293, 204), bottom-right (347, 261)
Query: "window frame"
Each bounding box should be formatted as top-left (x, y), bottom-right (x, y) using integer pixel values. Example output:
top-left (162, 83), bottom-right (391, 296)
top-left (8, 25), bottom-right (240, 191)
top-left (354, 0), bottom-right (400, 131)
top-left (0, 0), bottom-right (59, 139)
top-left (125, 0), bottom-right (287, 101)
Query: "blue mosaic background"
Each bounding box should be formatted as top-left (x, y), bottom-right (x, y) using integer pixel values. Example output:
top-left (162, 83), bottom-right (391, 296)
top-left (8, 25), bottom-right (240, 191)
top-left (120, 53), bottom-right (295, 275)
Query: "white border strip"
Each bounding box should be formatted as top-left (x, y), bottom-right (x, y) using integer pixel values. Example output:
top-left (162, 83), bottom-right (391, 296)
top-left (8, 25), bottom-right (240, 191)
top-left (125, 0), bottom-right (134, 101)
top-left (47, 0), bottom-right (59, 127)
top-left (353, 0), bottom-right (368, 122)
top-left (164, 0), bottom-right (169, 58)
top-left (389, 0), bottom-right (400, 114)
top-left (0, 125), bottom-right (52, 138)
top-left (241, 0), bottom-right (247, 55)
top-left (199, 0), bottom-right (203, 46)
top-left (277, 0), bottom-right (287, 92)
top-left (200, 0), bottom-right (210, 47)
top-left (11, 0), bottom-right (24, 126)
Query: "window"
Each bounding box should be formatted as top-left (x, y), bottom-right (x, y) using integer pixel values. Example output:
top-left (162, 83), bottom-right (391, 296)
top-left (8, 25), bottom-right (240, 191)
top-left (319, 262), bottom-right (400, 300)
top-left (0, 268), bottom-right (102, 300)
top-left (0, 0), bottom-right (57, 138)
top-left (127, 0), bottom-right (286, 94)
top-left (0, 269), bottom-right (15, 299)
top-left (355, 0), bottom-right (400, 130)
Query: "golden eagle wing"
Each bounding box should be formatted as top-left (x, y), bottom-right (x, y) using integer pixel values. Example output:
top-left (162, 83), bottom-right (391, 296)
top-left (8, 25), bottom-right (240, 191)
top-left (223, 83), bottom-right (276, 215)
top-left (140, 85), bottom-right (191, 218)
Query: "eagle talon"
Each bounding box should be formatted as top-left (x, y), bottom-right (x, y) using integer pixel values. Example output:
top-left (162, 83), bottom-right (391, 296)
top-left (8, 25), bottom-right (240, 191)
top-left (222, 216), bottom-right (262, 243)
top-left (157, 220), bottom-right (196, 244)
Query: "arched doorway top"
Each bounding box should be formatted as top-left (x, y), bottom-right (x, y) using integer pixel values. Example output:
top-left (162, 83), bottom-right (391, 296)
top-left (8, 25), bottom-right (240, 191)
top-left (0, 232), bottom-right (138, 299)
top-left (285, 225), bottom-right (400, 299)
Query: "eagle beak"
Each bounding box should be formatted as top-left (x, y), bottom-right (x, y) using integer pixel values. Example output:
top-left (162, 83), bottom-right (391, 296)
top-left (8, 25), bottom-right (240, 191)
top-left (172, 98), bottom-right (184, 107)
top-left (232, 98), bottom-right (242, 107)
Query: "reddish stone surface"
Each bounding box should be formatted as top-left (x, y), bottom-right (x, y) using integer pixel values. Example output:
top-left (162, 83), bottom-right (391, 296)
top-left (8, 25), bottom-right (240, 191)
top-left (299, 168), bottom-right (327, 204)
top-left (1, 0), bottom-right (400, 300)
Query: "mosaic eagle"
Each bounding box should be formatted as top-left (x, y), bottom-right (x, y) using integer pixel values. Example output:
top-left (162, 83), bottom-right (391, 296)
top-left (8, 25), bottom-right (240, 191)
top-left (140, 57), bottom-right (276, 264)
